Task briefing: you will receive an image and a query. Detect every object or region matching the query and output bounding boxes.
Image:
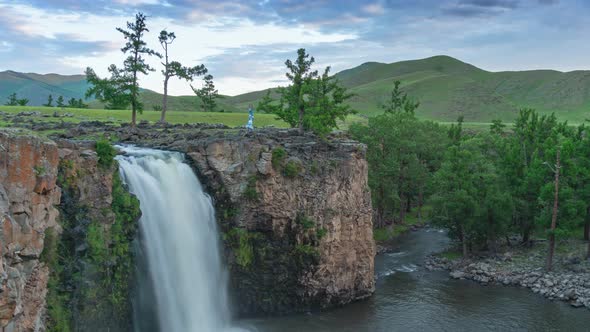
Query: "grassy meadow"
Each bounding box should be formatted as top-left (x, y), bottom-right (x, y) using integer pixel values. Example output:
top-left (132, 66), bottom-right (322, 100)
top-left (0, 105), bottom-right (290, 128)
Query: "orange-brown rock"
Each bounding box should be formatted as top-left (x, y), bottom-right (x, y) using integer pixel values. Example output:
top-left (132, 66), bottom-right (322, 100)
top-left (0, 129), bottom-right (60, 331)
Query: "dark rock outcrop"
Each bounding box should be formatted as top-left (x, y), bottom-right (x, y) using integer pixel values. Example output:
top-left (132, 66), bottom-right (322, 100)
top-left (115, 127), bottom-right (376, 315)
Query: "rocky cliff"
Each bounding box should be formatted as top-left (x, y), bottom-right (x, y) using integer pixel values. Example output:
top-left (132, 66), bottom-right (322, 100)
top-left (0, 129), bottom-right (60, 331)
top-left (114, 127), bottom-right (376, 315)
top-left (190, 132), bottom-right (375, 314)
top-left (0, 123), bottom-right (376, 328)
top-left (0, 129), bottom-right (139, 331)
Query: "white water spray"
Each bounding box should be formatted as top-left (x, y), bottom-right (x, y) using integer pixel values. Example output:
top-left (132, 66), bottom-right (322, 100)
top-left (116, 146), bottom-right (232, 332)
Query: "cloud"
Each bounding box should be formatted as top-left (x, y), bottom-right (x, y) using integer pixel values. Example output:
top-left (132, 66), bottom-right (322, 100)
top-left (0, 0), bottom-right (588, 96)
top-left (442, 0), bottom-right (519, 17)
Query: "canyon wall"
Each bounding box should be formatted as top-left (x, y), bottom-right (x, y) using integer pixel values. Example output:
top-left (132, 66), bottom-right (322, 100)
top-left (0, 125), bottom-right (375, 328)
top-left (0, 130), bottom-right (60, 331)
top-left (179, 130), bottom-right (376, 315)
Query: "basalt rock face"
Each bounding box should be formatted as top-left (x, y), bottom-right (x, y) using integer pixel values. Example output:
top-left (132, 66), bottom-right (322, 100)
top-left (0, 129), bottom-right (60, 331)
top-left (0, 130), bottom-right (139, 331)
top-left (181, 130), bottom-right (376, 315)
top-left (50, 139), bottom-right (139, 332)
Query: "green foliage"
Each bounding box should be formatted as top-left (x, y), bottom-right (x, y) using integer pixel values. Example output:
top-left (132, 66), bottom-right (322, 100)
top-left (283, 160), bottom-right (301, 178)
top-left (4, 93), bottom-right (18, 106)
top-left (96, 139), bottom-right (116, 169)
top-left (243, 176), bottom-right (259, 201)
top-left (316, 227), bottom-right (327, 240)
top-left (86, 221), bottom-right (107, 263)
top-left (373, 228), bottom-right (394, 242)
top-left (56, 96), bottom-right (65, 108)
top-left (191, 74), bottom-right (220, 112)
top-left (67, 97), bottom-right (88, 109)
top-left (265, 48), bottom-right (356, 134)
top-left (41, 228), bottom-right (58, 265)
top-left (440, 250), bottom-right (462, 260)
top-left (109, 171), bottom-right (140, 312)
top-left (271, 147), bottom-right (286, 169)
top-left (85, 65), bottom-right (132, 110)
top-left (33, 165), bottom-right (47, 176)
top-left (159, 29), bottom-right (207, 121)
top-left (293, 244), bottom-right (320, 266)
top-left (4, 93), bottom-right (28, 106)
top-left (44, 94), bottom-right (54, 107)
top-left (16, 97), bottom-right (29, 106)
top-left (350, 101), bottom-right (448, 227)
top-left (225, 228), bottom-right (261, 268)
top-left (296, 214), bottom-right (315, 230)
top-left (382, 80), bottom-right (420, 115)
top-left (86, 12), bottom-right (160, 125)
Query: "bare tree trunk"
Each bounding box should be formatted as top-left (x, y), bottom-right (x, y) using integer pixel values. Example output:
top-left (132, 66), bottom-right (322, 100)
top-left (460, 225), bottom-right (468, 258)
top-left (546, 149), bottom-right (560, 271)
top-left (298, 107), bottom-right (304, 134)
top-left (488, 211), bottom-right (497, 254)
top-left (586, 207), bottom-right (590, 260)
top-left (131, 50), bottom-right (139, 127)
top-left (584, 218), bottom-right (589, 241)
top-left (399, 192), bottom-right (406, 224)
top-left (161, 75), bottom-right (169, 122)
top-left (522, 222), bottom-right (532, 245)
top-left (131, 108), bottom-right (137, 127)
top-left (417, 187), bottom-right (423, 223)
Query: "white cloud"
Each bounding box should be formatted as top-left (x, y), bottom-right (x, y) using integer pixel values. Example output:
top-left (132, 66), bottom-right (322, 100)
top-left (0, 2), bottom-right (357, 95)
top-left (0, 41), bottom-right (14, 52)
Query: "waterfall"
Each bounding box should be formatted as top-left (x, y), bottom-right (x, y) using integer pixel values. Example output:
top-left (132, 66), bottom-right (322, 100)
top-left (116, 146), bottom-right (233, 332)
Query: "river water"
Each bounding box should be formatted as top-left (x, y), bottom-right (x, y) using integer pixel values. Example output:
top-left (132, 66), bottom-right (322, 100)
top-left (116, 146), bottom-right (589, 331)
top-left (242, 228), bottom-right (590, 332)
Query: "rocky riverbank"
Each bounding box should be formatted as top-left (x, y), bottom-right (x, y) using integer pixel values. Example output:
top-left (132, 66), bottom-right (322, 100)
top-left (425, 244), bottom-right (590, 310)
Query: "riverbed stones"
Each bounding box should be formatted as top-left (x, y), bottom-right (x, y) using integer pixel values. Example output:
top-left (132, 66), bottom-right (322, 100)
top-left (425, 254), bottom-right (590, 310)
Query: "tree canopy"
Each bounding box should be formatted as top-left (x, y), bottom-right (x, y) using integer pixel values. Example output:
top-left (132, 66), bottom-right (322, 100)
top-left (259, 48), bottom-right (356, 135)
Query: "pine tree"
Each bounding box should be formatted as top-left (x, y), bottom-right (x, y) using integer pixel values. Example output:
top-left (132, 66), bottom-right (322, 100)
top-left (56, 96), bottom-right (65, 108)
top-left (44, 94), bottom-right (54, 107)
top-left (4, 93), bottom-right (18, 106)
top-left (382, 81), bottom-right (420, 115)
top-left (264, 49), bottom-right (355, 135)
top-left (191, 74), bottom-right (219, 112)
top-left (86, 12), bottom-right (160, 125)
top-left (117, 12), bottom-right (161, 125)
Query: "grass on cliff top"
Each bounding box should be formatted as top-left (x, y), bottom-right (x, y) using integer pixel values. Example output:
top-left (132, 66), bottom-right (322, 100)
top-left (0, 105), bottom-right (500, 133)
top-left (0, 105), bottom-right (290, 128)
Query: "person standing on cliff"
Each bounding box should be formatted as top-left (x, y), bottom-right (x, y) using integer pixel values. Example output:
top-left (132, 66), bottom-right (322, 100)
top-left (246, 104), bottom-right (255, 133)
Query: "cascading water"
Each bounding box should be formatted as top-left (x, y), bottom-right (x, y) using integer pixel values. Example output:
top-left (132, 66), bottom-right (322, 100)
top-left (115, 146), bottom-right (233, 332)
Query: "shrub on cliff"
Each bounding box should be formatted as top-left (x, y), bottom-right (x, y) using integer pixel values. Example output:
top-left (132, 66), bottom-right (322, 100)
top-left (96, 139), bottom-right (116, 169)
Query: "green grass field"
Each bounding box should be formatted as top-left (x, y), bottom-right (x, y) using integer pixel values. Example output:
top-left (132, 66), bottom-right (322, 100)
top-left (0, 105), bottom-right (579, 134)
top-left (0, 106), bottom-right (289, 128)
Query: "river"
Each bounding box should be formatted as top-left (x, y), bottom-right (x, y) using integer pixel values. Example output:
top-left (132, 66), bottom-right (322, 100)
top-left (242, 228), bottom-right (590, 332)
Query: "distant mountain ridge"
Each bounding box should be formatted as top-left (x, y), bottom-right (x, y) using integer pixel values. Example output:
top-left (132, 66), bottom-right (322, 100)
top-left (0, 70), bottom-right (90, 105)
top-left (2, 55), bottom-right (589, 122)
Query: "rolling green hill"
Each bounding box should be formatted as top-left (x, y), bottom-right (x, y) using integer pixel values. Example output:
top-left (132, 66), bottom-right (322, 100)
top-left (0, 70), bottom-right (89, 105)
top-left (227, 56), bottom-right (590, 123)
top-left (2, 56), bottom-right (590, 123)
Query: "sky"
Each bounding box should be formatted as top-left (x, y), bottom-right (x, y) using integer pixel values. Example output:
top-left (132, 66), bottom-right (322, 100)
top-left (0, 0), bottom-right (589, 96)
